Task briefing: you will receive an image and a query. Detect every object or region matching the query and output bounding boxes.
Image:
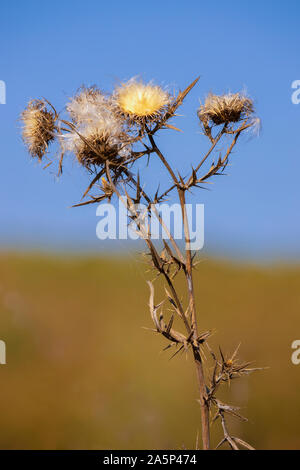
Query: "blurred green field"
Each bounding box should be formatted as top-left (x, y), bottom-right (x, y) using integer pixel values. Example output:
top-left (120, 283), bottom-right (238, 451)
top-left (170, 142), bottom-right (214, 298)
top-left (0, 252), bottom-right (299, 450)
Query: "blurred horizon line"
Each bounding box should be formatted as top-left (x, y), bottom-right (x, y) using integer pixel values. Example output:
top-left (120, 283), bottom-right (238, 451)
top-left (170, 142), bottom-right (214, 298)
top-left (1, 245), bottom-right (300, 267)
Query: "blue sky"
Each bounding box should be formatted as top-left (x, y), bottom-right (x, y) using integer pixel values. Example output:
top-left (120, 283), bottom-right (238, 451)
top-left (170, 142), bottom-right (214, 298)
top-left (0, 0), bottom-right (300, 260)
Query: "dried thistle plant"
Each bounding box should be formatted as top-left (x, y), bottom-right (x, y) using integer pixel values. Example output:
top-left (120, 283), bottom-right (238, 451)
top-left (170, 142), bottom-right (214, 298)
top-left (21, 77), bottom-right (263, 450)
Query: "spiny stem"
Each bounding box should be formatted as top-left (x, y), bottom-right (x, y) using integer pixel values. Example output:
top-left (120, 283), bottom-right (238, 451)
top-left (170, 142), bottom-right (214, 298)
top-left (147, 131), bottom-right (211, 449)
top-left (178, 188), bottom-right (210, 450)
top-left (146, 129), bottom-right (179, 186)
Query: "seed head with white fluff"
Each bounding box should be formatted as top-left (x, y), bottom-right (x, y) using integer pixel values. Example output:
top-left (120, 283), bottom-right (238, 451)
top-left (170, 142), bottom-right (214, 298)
top-left (61, 87), bottom-right (131, 169)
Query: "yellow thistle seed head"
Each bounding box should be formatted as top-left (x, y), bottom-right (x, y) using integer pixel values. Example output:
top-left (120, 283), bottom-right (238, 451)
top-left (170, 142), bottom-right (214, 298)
top-left (115, 79), bottom-right (171, 121)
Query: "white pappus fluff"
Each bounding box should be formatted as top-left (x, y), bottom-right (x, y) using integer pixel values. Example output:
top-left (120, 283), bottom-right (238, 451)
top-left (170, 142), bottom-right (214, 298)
top-left (60, 88), bottom-right (131, 160)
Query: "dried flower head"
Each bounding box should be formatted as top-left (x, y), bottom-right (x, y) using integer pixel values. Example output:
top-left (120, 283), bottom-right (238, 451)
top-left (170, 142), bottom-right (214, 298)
top-left (115, 79), bottom-right (172, 122)
top-left (70, 127), bottom-right (129, 169)
top-left (21, 99), bottom-right (56, 159)
top-left (61, 87), bottom-right (131, 170)
top-left (198, 92), bottom-right (254, 126)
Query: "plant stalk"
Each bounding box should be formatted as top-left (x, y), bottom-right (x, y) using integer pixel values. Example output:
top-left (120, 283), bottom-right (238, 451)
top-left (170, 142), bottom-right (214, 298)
top-left (179, 188), bottom-right (210, 450)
